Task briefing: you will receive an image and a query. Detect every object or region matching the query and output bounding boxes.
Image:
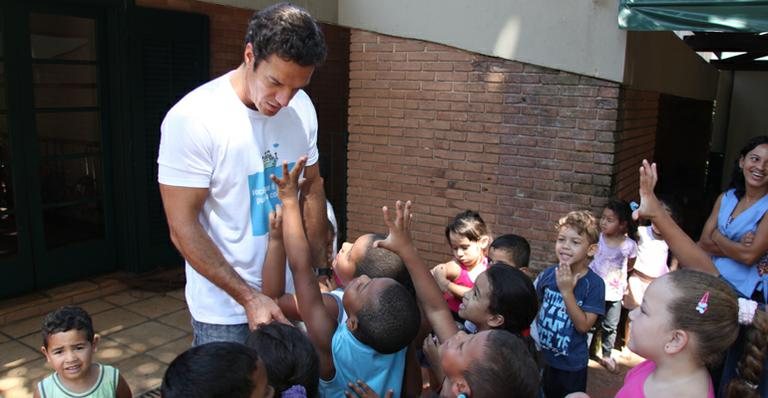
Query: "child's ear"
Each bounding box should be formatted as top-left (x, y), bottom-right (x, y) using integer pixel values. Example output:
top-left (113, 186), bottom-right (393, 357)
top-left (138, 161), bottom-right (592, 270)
top-left (92, 334), bottom-right (100, 352)
top-left (479, 235), bottom-right (491, 250)
top-left (451, 377), bottom-right (472, 398)
top-left (587, 243), bottom-right (598, 257)
top-left (487, 313), bottom-right (505, 329)
top-left (664, 329), bottom-right (689, 355)
top-left (346, 316), bottom-right (358, 332)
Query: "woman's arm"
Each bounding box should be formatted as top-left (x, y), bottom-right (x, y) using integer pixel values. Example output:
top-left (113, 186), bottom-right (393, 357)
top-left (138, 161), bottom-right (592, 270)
top-left (711, 215), bottom-right (768, 265)
top-left (698, 194), bottom-right (725, 256)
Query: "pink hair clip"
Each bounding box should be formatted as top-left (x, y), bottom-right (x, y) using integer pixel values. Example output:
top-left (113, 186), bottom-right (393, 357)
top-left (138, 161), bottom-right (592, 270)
top-left (738, 298), bottom-right (758, 325)
top-left (696, 291), bottom-right (710, 314)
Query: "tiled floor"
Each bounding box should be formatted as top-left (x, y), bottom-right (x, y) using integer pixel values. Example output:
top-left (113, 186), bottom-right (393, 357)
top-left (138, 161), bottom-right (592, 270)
top-left (0, 287), bottom-right (191, 398)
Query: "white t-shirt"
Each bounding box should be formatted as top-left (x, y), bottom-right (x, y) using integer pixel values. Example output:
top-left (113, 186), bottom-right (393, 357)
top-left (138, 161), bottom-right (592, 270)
top-left (634, 225), bottom-right (670, 278)
top-left (157, 71), bottom-right (318, 324)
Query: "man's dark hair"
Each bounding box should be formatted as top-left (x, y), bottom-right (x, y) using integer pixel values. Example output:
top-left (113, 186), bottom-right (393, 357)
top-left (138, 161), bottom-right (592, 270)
top-left (464, 330), bottom-right (539, 398)
top-left (354, 280), bottom-right (420, 354)
top-left (244, 2), bottom-right (327, 67)
top-left (354, 234), bottom-right (414, 293)
top-left (490, 234), bottom-right (530, 268)
top-left (41, 306), bottom-right (94, 347)
top-left (162, 342), bottom-right (264, 398)
top-left (245, 323), bottom-right (319, 398)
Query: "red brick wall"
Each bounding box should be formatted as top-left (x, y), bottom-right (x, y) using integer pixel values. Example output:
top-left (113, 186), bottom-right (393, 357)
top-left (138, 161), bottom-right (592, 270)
top-left (347, 30), bottom-right (621, 270)
top-left (613, 88), bottom-right (659, 201)
top-left (135, 0), bottom-right (252, 77)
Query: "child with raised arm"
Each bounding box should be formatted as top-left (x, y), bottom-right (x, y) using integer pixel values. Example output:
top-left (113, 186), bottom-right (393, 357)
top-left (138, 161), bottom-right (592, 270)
top-left (270, 158), bottom-right (420, 398)
top-left (376, 201), bottom-right (539, 398)
top-left (535, 211), bottom-right (605, 398)
top-left (35, 306), bottom-right (132, 398)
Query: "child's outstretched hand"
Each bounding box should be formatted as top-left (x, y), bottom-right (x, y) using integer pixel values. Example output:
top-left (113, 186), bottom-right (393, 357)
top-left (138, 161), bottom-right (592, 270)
top-left (633, 159), bottom-right (663, 222)
top-left (270, 156), bottom-right (307, 203)
top-left (345, 380), bottom-right (393, 398)
top-left (373, 200), bottom-right (414, 253)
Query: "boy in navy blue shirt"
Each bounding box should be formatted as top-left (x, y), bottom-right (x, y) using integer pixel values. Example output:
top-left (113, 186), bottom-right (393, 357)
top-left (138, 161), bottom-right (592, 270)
top-left (535, 210), bottom-right (605, 398)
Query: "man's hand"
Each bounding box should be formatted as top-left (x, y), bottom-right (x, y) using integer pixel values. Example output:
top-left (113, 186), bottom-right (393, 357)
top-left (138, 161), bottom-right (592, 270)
top-left (243, 291), bottom-right (289, 330)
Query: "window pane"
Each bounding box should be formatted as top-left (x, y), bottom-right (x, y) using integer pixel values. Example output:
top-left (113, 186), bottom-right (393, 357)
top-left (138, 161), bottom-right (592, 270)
top-left (29, 14), bottom-right (96, 61)
top-left (33, 64), bottom-right (98, 108)
top-left (39, 156), bottom-right (102, 205)
top-left (0, 23), bottom-right (17, 256)
top-left (43, 204), bottom-right (104, 248)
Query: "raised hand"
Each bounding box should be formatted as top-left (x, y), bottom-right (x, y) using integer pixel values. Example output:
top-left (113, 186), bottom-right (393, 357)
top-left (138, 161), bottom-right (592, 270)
top-left (374, 200), bottom-right (414, 252)
top-left (633, 159), bottom-right (663, 222)
top-left (555, 262), bottom-right (583, 294)
top-left (270, 156), bottom-right (307, 203)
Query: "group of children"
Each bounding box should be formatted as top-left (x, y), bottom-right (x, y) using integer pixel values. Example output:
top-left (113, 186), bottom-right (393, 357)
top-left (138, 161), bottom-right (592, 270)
top-left (31, 157), bottom-right (768, 398)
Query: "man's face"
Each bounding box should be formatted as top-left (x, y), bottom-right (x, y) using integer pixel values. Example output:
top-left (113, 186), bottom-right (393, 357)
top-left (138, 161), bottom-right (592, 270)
top-left (243, 46), bottom-right (315, 116)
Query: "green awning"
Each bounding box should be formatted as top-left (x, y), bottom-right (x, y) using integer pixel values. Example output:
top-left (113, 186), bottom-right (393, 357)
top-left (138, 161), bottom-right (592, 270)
top-left (619, 0), bottom-right (768, 31)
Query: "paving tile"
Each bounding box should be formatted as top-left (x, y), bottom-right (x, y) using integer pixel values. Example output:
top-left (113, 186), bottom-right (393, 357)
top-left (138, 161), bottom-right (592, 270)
top-left (74, 298), bottom-right (115, 315)
top-left (101, 290), bottom-right (155, 307)
top-left (166, 289), bottom-right (185, 302)
top-left (44, 281), bottom-right (99, 300)
top-left (156, 309), bottom-right (192, 333)
top-left (18, 333), bottom-right (43, 351)
top-left (114, 354), bottom-right (166, 396)
top-left (94, 336), bottom-right (139, 365)
top-left (145, 335), bottom-right (192, 364)
top-left (0, 340), bottom-right (41, 370)
top-left (91, 308), bottom-right (148, 337)
top-left (0, 316), bottom-right (43, 339)
top-left (0, 293), bottom-right (48, 316)
top-left (0, 358), bottom-right (50, 398)
top-left (0, 332), bottom-right (10, 343)
top-left (123, 295), bottom-right (186, 319)
top-left (107, 321), bottom-right (186, 353)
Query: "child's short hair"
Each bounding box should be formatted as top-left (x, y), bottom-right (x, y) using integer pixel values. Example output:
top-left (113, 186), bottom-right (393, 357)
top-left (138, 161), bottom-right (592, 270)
top-left (355, 234), bottom-right (413, 292)
top-left (245, 323), bottom-right (319, 398)
top-left (490, 234), bottom-right (530, 268)
top-left (41, 306), bottom-right (94, 347)
top-left (556, 210), bottom-right (599, 245)
top-left (355, 280), bottom-right (420, 354)
top-left (445, 210), bottom-right (490, 242)
top-left (465, 330), bottom-right (539, 398)
top-left (162, 342), bottom-right (265, 398)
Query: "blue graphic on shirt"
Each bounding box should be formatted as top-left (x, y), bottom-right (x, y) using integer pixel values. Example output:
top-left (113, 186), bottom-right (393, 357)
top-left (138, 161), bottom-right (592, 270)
top-left (537, 287), bottom-right (581, 356)
top-left (248, 160), bottom-right (295, 236)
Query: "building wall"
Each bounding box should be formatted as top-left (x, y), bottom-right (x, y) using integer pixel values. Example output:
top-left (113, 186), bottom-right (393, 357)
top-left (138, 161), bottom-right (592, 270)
top-left (613, 88), bottom-right (659, 200)
top-left (623, 31), bottom-right (719, 101)
top-left (136, 0), bottom-right (252, 77)
top-left (338, 0), bottom-right (626, 83)
top-left (346, 30), bottom-right (620, 269)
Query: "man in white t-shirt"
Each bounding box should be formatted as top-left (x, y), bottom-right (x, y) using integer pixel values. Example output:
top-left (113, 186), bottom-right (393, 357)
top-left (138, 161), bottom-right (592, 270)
top-left (157, 3), bottom-right (328, 345)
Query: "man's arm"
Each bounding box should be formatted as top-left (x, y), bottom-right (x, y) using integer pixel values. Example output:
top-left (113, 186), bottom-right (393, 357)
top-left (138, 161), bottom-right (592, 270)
top-left (300, 163), bottom-right (328, 270)
top-left (272, 158), bottom-right (337, 380)
top-left (159, 184), bottom-right (287, 328)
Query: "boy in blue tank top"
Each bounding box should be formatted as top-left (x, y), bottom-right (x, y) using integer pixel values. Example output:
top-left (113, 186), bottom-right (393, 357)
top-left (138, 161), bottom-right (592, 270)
top-left (35, 306), bottom-right (132, 398)
top-left (271, 157), bottom-right (421, 397)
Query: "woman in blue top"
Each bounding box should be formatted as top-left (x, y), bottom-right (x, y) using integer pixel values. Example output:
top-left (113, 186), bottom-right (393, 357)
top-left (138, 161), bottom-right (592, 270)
top-left (699, 135), bottom-right (768, 302)
top-left (698, 135), bottom-right (768, 397)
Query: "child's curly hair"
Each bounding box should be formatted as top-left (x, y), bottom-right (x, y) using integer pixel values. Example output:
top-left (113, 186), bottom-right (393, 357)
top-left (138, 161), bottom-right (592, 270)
top-left (555, 210), bottom-right (599, 245)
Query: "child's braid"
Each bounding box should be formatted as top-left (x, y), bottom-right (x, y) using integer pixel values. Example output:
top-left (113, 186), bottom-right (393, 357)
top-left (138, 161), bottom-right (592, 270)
top-left (726, 310), bottom-right (768, 398)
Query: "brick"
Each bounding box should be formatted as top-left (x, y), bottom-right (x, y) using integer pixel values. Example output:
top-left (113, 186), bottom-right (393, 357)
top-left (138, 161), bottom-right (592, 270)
top-left (391, 62), bottom-right (423, 71)
top-left (406, 71), bottom-right (436, 81)
top-left (436, 51), bottom-right (474, 62)
top-left (435, 72), bottom-right (469, 82)
top-left (365, 43), bottom-right (395, 52)
top-left (395, 42), bottom-right (429, 52)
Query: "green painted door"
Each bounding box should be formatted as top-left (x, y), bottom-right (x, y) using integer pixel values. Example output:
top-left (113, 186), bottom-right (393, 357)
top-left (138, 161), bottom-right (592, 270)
top-left (0, 2), bottom-right (117, 297)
